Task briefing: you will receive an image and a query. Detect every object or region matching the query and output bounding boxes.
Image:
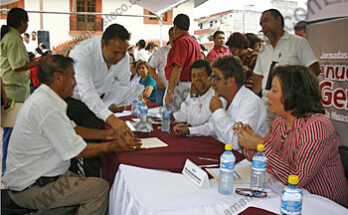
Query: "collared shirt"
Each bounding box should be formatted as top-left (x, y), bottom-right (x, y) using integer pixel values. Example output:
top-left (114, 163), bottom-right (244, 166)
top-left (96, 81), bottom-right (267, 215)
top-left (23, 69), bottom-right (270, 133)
top-left (189, 86), bottom-right (268, 151)
top-left (70, 37), bottom-right (130, 121)
top-left (243, 114), bottom-right (347, 206)
top-left (254, 31), bottom-right (317, 90)
top-left (149, 45), bottom-right (171, 87)
top-left (174, 87), bottom-right (214, 126)
top-left (136, 48), bottom-right (150, 62)
top-left (206, 45), bottom-right (231, 62)
top-left (3, 84), bottom-right (86, 191)
top-left (165, 32), bottom-right (201, 81)
top-left (0, 27), bottom-right (30, 102)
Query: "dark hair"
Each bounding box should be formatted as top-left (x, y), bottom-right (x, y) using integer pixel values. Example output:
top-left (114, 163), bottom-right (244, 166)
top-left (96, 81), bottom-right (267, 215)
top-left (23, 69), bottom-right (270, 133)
top-left (137, 39), bottom-right (146, 49)
top-left (272, 65), bottom-right (325, 117)
top-left (145, 42), bottom-right (157, 51)
top-left (294, 20), bottom-right (306, 31)
top-left (24, 33), bottom-right (30, 38)
top-left (168, 27), bottom-right (174, 35)
top-left (28, 52), bottom-right (35, 61)
top-left (31, 31), bottom-right (36, 35)
top-left (245, 33), bottom-right (261, 49)
top-left (1, 8), bottom-right (28, 40)
top-left (190, 59), bottom-right (212, 76)
top-left (212, 56), bottom-right (245, 87)
top-left (173, 14), bottom-right (190, 31)
top-left (213, 31), bottom-right (224, 39)
top-left (38, 55), bottom-right (74, 85)
top-left (226, 32), bottom-right (249, 49)
top-left (262, 9), bottom-right (284, 28)
top-left (102, 23), bottom-right (130, 46)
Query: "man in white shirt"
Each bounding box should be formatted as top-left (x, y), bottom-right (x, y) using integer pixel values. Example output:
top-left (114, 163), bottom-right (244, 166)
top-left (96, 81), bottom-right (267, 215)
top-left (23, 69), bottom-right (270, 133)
top-left (173, 59), bottom-right (214, 128)
top-left (253, 9), bottom-right (319, 96)
top-left (67, 24), bottom-right (137, 176)
top-left (136, 39), bottom-right (149, 62)
top-left (174, 56), bottom-right (268, 151)
top-left (23, 33), bottom-right (34, 53)
top-left (148, 27), bottom-right (174, 105)
top-left (3, 55), bottom-right (137, 214)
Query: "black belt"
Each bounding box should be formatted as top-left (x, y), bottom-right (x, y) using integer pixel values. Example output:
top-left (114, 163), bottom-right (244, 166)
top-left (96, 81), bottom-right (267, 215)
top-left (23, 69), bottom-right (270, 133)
top-left (10, 176), bottom-right (60, 193)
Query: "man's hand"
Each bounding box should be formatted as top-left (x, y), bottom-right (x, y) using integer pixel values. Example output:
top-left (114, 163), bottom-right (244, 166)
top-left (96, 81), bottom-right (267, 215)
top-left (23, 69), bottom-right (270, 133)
top-left (233, 123), bottom-right (264, 150)
top-left (190, 82), bottom-right (199, 95)
top-left (209, 95), bottom-right (223, 113)
top-left (109, 104), bottom-right (125, 113)
top-left (107, 138), bottom-right (142, 152)
top-left (106, 115), bottom-right (137, 148)
top-left (173, 123), bottom-right (190, 135)
top-left (164, 91), bottom-right (173, 105)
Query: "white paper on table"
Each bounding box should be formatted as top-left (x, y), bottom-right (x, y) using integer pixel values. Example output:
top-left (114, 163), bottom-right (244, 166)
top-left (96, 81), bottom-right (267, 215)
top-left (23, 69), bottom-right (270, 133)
top-left (102, 80), bottom-right (144, 107)
top-left (114, 110), bottom-right (132, 117)
top-left (206, 159), bottom-right (272, 184)
top-left (141, 137), bottom-right (168, 149)
top-left (125, 120), bottom-right (136, 131)
top-left (132, 118), bottom-right (161, 124)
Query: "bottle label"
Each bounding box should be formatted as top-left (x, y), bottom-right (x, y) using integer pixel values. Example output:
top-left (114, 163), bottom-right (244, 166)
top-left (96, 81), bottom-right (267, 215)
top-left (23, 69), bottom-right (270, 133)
top-left (281, 200), bottom-right (302, 214)
top-left (140, 109), bottom-right (148, 114)
top-left (252, 157), bottom-right (267, 171)
top-left (220, 159), bottom-right (235, 172)
top-left (162, 112), bottom-right (171, 118)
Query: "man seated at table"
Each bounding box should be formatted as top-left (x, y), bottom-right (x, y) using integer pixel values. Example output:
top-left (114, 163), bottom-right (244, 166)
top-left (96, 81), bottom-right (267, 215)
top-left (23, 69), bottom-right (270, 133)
top-left (174, 56), bottom-right (268, 152)
top-left (2, 55), bottom-right (139, 214)
top-left (173, 59), bottom-right (214, 127)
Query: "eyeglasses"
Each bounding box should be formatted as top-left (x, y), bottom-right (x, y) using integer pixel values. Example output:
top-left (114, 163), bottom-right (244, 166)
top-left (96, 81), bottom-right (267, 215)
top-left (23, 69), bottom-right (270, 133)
top-left (235, 188), bottom-right (268, 198)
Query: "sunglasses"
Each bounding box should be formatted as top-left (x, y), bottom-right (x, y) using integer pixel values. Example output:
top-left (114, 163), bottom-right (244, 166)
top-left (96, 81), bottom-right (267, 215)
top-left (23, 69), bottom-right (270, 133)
top-left (235, 188), bottom-right (268, 198)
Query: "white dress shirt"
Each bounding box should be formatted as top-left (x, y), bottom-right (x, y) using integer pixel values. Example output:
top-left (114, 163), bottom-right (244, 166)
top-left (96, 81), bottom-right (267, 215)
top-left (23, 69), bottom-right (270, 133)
top-left (149, 45), bottom-right (171, 88)
top-left (136, 48), bottom-right (150, 62)
top-left (254, 31), bottom-right (317, 90)
top-left (189, 86), bottom-right (269, 151)
top-left (174, 87), bottom-right (214, 126)
top-left (3, 84), bottom-right (86, 191)
top-left (70, 37), bottom-right (130, 121)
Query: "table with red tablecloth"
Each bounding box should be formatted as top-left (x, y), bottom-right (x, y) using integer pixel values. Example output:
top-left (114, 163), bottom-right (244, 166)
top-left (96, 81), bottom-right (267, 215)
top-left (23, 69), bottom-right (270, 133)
top-left (102, 102), bottom-right (277, 215)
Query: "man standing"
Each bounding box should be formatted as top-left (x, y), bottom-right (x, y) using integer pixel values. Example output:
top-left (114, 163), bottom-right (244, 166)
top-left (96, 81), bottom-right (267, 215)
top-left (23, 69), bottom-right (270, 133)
top-left (3, 55), bottom-right (135, 214)
top-left (164, 14), bottom-right (201, 112)
top-left (206, 31), bottom-right (231, 62)
top-left (294, 20), bottom-right (307, 38)
top-left (148, 27), bottom-right (174, 105)
top-left (252, 9), bottom-right (319, 96)
top-left (136, 39), bottom-right (149, 62)
top-left (174, 56), bottom-right (268, 152)
top-left (68, 24), bottom-right (136, 177)
top-left (173, 60), bottom-right (214, 129)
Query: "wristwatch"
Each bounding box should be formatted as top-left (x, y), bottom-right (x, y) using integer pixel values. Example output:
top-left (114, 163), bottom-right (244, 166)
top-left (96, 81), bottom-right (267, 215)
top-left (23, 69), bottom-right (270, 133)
top-left (190, 94), bottom-right (199, 98)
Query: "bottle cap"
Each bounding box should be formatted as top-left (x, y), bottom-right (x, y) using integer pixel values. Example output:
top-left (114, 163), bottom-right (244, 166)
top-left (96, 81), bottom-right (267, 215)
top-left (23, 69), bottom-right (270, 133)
top-left (257, 144), bottom-right (264, 152)
top-left (288, 175), bottom-right (299, 185)
top-left (157, 126), bottom-right (161, 130)
top-left (142, 100), bottom-right (146, 104)
top-left (225, 144), bottom-right (233, 151)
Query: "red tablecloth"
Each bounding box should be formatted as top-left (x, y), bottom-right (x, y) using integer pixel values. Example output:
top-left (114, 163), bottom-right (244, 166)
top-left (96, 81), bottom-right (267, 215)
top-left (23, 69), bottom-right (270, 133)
top-left (101, 126), bottom-right (244, 184)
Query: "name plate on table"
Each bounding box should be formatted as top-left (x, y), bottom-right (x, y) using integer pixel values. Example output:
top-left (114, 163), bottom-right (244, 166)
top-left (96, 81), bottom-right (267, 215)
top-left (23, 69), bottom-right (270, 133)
top-left (182, 159), bottom-right (210, 188)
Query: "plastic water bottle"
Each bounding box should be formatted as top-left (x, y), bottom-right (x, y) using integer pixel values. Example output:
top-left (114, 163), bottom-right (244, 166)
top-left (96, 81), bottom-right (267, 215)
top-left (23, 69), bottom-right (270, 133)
top-left (250, 144), bottom-right (267, 193)
top-left (131, 99), bottom-right (138, 117)
top-left (161, 107), bottom-right (171, 132)
top-left (218, 144), bottom-right (235, 195)
top-left (139, 100), bottom-right (148, 123)
top-left (137, 99), bottom-right (142, 117)
top-left (280, 175), bottom-right (303, 215)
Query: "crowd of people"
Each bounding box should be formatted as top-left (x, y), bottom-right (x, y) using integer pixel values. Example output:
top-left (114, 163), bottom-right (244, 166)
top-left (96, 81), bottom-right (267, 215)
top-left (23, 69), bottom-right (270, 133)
top-left (0, 6), bottom-right (347, 214)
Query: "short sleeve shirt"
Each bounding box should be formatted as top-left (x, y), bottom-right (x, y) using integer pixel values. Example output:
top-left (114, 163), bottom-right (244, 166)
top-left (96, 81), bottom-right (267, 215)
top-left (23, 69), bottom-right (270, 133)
top-left (139, 75), bottom-right (157, 102)
top-left (0, 27), bottom-right (30, 102)
top-left (253, 32), bottom-right (317, 90)
top-left (165, 32), bottom-right (201, 81)
top-left (2, 84), bottom-right (87, 191)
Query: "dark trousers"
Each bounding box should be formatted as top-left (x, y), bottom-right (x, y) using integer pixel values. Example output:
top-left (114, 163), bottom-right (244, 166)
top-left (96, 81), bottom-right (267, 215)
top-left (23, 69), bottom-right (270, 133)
top-left (65, 97), bottom-right (105, 177)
